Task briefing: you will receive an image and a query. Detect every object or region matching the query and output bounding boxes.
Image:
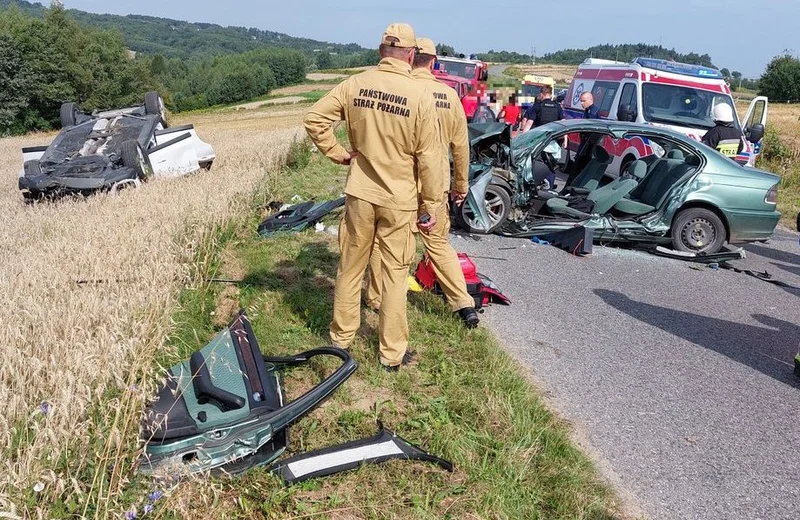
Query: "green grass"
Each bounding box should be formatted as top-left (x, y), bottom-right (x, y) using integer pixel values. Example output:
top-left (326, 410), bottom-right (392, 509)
top-left (153, 128), bottom-right (627, 518)
top-left (757, 127), bottom-right (800, 226)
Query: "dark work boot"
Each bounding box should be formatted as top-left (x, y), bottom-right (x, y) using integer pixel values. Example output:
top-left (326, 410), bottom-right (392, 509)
top-left (382, 350), bottom-right (417, 372)
top-left (456, 307), bottom-right (480, 329)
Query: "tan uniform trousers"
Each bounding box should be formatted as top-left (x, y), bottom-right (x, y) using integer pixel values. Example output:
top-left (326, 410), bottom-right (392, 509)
top-left (331, 195), bottom-right (416, 367)
top-left (366, 193), bottom-right (474, 313)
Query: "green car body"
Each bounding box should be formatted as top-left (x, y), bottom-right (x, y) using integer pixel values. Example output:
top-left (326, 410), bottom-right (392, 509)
top-left (462, 120), bottom-right (781, 252)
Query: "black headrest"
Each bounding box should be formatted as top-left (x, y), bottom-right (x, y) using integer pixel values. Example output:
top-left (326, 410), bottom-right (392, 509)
top-left (685, 155), bottom-right (701, 167)
top-left (592, 145), bottom-right (611, 163)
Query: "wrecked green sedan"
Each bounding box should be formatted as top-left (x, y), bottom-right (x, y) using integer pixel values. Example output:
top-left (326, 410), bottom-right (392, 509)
top-left (456, 119), bottom-right (781, 254)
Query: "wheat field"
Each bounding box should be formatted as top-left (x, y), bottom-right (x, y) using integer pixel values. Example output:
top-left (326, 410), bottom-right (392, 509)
top-left (0, 106), bottom-right (305, 517)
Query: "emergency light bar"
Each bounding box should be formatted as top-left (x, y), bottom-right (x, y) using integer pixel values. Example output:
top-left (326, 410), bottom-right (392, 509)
top-left (632, 57), bottom-right (724, 79)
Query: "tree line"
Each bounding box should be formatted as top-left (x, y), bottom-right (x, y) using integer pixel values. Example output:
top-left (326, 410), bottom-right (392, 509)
top-left (476, 44), bottom-right (716, 68)
top-left (0, 0), bottom-right (368, 59)
top-left (2, 2), bottom-right (798, 136)
top-left (0, 5), bottom-right (309, 134)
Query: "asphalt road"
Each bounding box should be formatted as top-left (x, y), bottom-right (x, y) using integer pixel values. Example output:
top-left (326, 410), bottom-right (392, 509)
top-left (451, 224), bottom-right (800, 520)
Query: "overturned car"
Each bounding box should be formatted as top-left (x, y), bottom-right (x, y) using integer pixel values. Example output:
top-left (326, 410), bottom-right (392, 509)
top-left (19, 92), bottom-right (215, 201)
top-left (456, 120), bottom-right (781, 254)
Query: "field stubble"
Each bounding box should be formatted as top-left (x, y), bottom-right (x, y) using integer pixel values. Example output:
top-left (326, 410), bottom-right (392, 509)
top-left (0, 107), bottom-right (305, 516)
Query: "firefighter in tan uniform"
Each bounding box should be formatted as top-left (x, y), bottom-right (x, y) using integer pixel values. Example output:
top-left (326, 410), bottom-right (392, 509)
top-left (365, 37), bottom-right (480, 328)
top-left (303, 23), bottom-right (441, 370)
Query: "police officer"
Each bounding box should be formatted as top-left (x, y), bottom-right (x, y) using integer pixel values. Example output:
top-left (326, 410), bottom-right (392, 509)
top-left (365, 37), bottom-right (479, 329)
top-left (570, 91), bottom-right (602, 177)
top-left (521, 85), bottom-right (563, 132)
top-left (521, 85), bottom-right (564, 189)
top-left (303, 23), bottom-right (441, 371)
top-left (580, 92), bottom-right (601, 119)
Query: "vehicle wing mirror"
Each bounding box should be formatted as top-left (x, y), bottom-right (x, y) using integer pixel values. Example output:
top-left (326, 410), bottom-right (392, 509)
top-left (617, 104), bottom-right (637, 122)
top-left (480, 69), bottom-right (489, 81)
top-left (746, 123), bottom-right (765, 144)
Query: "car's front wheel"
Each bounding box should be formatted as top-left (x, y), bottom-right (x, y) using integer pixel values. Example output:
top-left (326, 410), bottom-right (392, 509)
top-left (121, 141), bottom-right (154, 180)
top-left (671, 208), bottom-right (726, 254)
top-left (456, 184), bottom-right (511, 234)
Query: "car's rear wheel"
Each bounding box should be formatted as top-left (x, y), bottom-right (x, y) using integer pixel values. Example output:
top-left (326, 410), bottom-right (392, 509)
top-left (120, 141), bottom-right (154, 180)
top-left (60, 102), bottom-right (79, 128)
top-left (144, 91), bottom-right (168, 127)
top-left (671, 208), bottom-right (726, 254)
top-left (456, 183), bottom-right (511, 234)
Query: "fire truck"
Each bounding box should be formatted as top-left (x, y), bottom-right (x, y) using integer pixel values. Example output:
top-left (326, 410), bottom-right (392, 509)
top-left (432, 54), bottom-right (490, 120)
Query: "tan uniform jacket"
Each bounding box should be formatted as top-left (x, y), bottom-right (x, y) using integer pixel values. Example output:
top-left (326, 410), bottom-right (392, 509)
top-left (304, 57), bottom-right (441, 214)
top-left (411, 68), bottom-right (470, 195)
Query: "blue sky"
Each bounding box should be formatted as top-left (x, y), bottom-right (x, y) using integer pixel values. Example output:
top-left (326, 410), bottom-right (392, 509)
top-left (63, 0), bottom-right (797, 77)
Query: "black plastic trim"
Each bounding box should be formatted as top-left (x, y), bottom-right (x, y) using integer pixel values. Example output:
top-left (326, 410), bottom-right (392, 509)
top-left (148, 132), bottom-right (192, 154)
top-left (155, 124), bottom-right (194, 136)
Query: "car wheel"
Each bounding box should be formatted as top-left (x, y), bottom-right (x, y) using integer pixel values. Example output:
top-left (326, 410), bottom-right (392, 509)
top-left (145, 91), bottom-right (168, 127)
top-left (120, 141), bottom-right (154, 180)
top-left (456, 184), bottom-right (511, 234)
top-left (619, 155), bottom-right (635, 176)
top-left (23, 160), bottom-right (42, 177)
top-left (671, 208), bottom-right (726, 254)
top-left (60, 102), bottom-right (79, 128)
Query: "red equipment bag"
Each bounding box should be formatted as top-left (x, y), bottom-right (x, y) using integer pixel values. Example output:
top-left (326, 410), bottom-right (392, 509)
top-left (414, 252), bottom-right (510, 309)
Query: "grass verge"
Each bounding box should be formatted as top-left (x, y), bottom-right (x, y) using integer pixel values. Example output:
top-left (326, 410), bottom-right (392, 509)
top-left (154, 129), bottom-right (627, 518)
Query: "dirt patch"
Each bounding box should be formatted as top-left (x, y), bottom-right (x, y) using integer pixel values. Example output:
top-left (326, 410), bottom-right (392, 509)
top-left (219, 244), bottom-right (246, 280)
top-left (213, 285), bottom-right (241, 327)
top-left (232, 96), bottom-right (306, 110)
top-left (306, 72), bottom-right (349, 81)
top-left (271, 83), bottom-right (335, 96)
top-left (347, 378), bottom-right (401, 414)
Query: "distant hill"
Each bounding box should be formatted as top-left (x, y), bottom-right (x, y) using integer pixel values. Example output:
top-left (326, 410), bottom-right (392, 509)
top-left (0, 0), bottom-right (368, 59)
top-left (0, 2), bottom-right (718, 71)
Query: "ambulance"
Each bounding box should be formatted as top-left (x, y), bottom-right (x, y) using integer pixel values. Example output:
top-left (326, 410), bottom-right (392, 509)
top-left (518, 74), bottom-right (556, 110)
top-left (562, 57), bottom-right (768, 168)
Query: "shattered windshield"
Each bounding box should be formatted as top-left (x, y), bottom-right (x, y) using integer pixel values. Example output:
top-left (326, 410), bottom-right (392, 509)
top-left (511, 127), bottom-right (552, 165)
top-left (642, 84), bottom-right (740, 131)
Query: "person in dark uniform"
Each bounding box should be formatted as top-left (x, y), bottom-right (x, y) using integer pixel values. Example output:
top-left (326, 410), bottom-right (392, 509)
top-left (521, 85), bottom-right (563, 132)
top-left (570, 91), bottom-right (603, 177)
top-left (702, 103), bottom-right (744, 157)
top-left (580, 91), bottom-right (601, 119)
top-left (520, 85), bottom-right (564, 189)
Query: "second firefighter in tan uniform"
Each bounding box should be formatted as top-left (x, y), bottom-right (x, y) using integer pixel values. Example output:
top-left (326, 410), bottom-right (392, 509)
top-left (303, 23), bottom-right (441, 369)
top-left (366, 37), bottom-right (479, 328)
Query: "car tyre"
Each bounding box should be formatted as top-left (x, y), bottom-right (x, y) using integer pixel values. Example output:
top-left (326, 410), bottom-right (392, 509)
top-left (60, 102), bottom-right (79, 128)
top-left (120, 141), bottom-right (154, 180)
top-left (456, 183), bottom-right (511, 234)
top-left (671, 208), bottom-right (726, 254)
top-left (144, 91), bottom-right (168, 127)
